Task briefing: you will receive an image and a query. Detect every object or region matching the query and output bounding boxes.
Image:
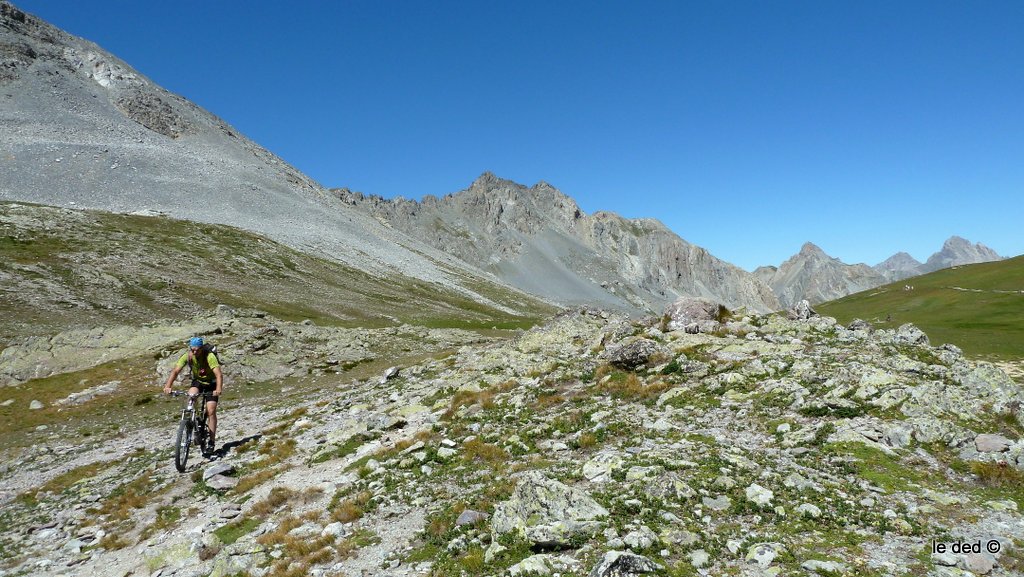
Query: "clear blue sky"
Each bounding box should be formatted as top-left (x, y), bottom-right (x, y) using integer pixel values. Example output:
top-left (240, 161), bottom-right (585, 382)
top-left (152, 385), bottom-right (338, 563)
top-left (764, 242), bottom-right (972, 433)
top-left (16, 1), bottom-right (1024, 271)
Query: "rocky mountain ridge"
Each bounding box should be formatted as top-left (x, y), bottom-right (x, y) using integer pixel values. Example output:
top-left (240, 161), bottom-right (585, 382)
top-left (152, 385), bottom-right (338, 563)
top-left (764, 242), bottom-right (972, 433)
top-left (335, 173), bottom-right (781, 315)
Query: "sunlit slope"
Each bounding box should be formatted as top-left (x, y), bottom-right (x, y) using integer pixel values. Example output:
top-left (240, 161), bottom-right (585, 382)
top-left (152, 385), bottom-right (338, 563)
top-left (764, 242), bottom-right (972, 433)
top-left (0, 201), bottom-right (556, 339)
top-left (817, 255), bottom-right (1024, 359)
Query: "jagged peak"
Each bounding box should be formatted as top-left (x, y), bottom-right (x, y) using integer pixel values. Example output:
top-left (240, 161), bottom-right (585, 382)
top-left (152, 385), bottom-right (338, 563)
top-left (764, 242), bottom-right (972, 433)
top-left (799, 242), bottom-right (827, 257)
top-left (942, 235), bottom-right (972, 249)
top-left (469, 171), bottom-right (506, 190)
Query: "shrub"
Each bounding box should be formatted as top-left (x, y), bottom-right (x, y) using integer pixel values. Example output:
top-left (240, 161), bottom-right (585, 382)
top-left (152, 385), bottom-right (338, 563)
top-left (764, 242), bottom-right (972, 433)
top-left (971, 460), bottom-right (1024, 487)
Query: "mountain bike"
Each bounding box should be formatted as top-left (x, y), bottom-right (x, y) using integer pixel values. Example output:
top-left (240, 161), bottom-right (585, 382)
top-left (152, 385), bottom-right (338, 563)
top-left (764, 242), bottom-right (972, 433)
top-left (169, 391), bottom-right (213, 472)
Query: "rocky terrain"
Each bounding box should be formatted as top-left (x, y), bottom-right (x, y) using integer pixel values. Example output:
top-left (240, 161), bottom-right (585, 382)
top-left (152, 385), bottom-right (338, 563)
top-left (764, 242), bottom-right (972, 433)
top-left (2, 300), bottom-right (1023, 577)
top-left (2, 6), bottom-right (1022, 576)
top-left (335, 173), bottom-right (781, 315)
top-left (757, 239), bottom-right (1004, 308)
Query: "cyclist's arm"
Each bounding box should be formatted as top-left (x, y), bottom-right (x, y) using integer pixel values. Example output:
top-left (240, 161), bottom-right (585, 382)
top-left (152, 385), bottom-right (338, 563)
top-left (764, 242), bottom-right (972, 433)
top-left (165, 353), bottom-right (188, 394)
top-left (163, 366), bottom-right (182, 394)
top-left (213, 366), bottom-right (223, 397)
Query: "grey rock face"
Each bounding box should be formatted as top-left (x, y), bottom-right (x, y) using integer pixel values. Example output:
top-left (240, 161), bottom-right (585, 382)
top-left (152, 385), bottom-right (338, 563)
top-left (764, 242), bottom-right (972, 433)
top-left (921, 236), bottom-right (1003, 274)
top-left (847, 318), bottom-right (873, 332)
top-left (874, 252), bottom-right (924, 282)
top-left (761, 243), bottom-right (886, 308)
top-left (337, 174), bottom-right (781, 314)
top-left (975, 434), bottom-right (1012, 453)
top-left (765, 237), bottom-right (1003, 307)
top-left (202, 463), bottom-right (235, 481)
top-left (455, 509), bottom-right (489, 526)
top-left (895, 323), bottom-right (930, 346)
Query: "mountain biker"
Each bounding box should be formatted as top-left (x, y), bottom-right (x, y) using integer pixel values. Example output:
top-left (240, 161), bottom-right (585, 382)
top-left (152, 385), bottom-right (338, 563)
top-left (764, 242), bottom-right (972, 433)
top-left (163, 336), bottom-right (223, 456)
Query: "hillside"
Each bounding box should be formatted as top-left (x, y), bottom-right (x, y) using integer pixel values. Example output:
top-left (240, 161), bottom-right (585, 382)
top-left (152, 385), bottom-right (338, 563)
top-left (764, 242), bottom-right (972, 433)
top-left (817, 255), bottom-right (1024, 360)
top-left (0, 1), bottom-right (540, 313)
top-left (0, 201), bottom-right (554, 342)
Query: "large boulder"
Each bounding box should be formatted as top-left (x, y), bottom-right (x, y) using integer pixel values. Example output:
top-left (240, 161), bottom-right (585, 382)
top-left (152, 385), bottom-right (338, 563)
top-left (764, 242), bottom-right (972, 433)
top-left (588, 551), bottom-right (660, 577)
top-left (788, 299), bottom-right (817, 321)
top-left (662, 297), bottom-right (726, 332)
top-left (492, 471), bottom-right (608, 548)
top-left (894, 323), bottom-right (930, 346)
top-left (604, 338), bottom-right (662, 370)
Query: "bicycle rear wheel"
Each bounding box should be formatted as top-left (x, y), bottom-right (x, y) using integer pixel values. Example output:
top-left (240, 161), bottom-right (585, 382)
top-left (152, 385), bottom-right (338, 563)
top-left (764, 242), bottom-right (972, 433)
top-left (174, 417), bottom-right (193, 472)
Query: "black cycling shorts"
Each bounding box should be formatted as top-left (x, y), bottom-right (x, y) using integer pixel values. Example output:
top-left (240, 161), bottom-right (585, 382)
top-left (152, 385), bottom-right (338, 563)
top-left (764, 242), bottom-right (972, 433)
top-left (190, 380), bottom-right (219, 403)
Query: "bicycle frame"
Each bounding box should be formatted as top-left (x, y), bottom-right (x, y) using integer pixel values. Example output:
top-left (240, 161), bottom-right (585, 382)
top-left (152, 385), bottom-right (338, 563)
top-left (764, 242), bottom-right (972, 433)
top-left (171, 391), bottom-right (214, 472)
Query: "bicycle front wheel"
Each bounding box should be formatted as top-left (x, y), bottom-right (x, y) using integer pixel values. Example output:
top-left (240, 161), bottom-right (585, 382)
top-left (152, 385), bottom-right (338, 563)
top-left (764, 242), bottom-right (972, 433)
top-left (174, 417), bottom-right (193, 472)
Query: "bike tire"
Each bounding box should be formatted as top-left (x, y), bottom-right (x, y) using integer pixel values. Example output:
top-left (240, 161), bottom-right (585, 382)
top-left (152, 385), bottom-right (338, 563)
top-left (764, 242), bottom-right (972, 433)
top-left (174, 417), bottom-right (193, 472)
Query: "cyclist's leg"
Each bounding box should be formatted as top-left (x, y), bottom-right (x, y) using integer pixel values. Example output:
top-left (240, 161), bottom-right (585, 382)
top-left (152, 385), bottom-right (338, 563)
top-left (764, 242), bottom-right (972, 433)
top-left (205, 396), bottom-right (218, 447)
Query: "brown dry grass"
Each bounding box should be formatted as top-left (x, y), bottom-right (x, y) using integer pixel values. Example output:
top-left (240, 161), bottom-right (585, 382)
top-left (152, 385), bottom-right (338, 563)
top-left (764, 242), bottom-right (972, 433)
top-left (257, 515), bottom-right (338, 576)
top-left (594, 363), bottom-right (616, 381)
top-left (330, 490), bottom-right (373, 523)
top-left (462, 438), bottom-right (508, 465)
top-left (971, 460), bottom-right (1024, 487)
top-left (249, 487), bottom-right (299, 517)
top-left (443, 389), bottom-right (495, 420)
top-left (96, 472), bottom-right (162, 522)
top-left (600, 373), bottom-right (671, 402)
top-left (576, 432), bottom-right (598, 449)
top-left (235, 465), bottom-right (290, 494)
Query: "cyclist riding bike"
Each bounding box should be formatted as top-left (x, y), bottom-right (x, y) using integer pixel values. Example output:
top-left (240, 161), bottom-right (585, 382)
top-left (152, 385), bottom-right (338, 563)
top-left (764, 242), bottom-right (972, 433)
top-left (163, 336), bottom-right (223, 456)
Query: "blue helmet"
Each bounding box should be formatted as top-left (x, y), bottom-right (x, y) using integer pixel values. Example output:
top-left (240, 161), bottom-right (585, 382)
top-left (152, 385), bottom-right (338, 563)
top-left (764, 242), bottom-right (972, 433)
top-left (189, 337), bottom-right (204, 348)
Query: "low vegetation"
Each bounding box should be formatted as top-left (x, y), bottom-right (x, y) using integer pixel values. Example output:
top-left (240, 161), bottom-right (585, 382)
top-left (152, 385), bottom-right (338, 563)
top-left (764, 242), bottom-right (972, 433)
top-left (817, 255), bottom-right (1024, 359)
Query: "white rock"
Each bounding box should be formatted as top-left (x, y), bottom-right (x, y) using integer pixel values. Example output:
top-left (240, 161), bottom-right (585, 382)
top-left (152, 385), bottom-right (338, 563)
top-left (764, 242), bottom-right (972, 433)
top-left (689, 549), bottom-right (711, 568)
top-left (321, 522), bottom-right (347, 538)
top-left (745, 483), bottom-right (774, 507)
top-left (796, 503), bottom-right (822, 518)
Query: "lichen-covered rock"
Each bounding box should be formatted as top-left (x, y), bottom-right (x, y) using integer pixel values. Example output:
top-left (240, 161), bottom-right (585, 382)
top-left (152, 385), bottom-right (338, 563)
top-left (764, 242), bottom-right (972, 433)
top-left (663, 297), bottom-right (726, 332)
top-left (509, 553), bottom-right (579, 576)
top-left (847, 318), bottom-right (873, 332)
top-left (588, 551), bottom-right (660, 577)
top-left (604, 337), bottom-right (662, 370)
top-left (894, 323), bottom-right (930, 346)
top-left (583, 452), bottom-right (626, 483)
top-left (492, 471), bottom-right (608, 547)
top-left (745, 483), bottom-right (774, 507)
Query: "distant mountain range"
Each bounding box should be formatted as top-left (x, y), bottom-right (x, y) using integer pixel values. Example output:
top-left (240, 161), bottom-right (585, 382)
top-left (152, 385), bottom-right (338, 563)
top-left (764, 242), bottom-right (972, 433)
top-left (0, 2), bottom-right (1006, 317)
top-left (754, 237), bottom-right (1003, 308)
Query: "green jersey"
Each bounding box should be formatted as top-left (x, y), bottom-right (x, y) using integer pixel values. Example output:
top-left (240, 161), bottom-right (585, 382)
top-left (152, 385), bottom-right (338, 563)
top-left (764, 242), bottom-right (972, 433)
top-left (174, 350), bottom-right (220, 386)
